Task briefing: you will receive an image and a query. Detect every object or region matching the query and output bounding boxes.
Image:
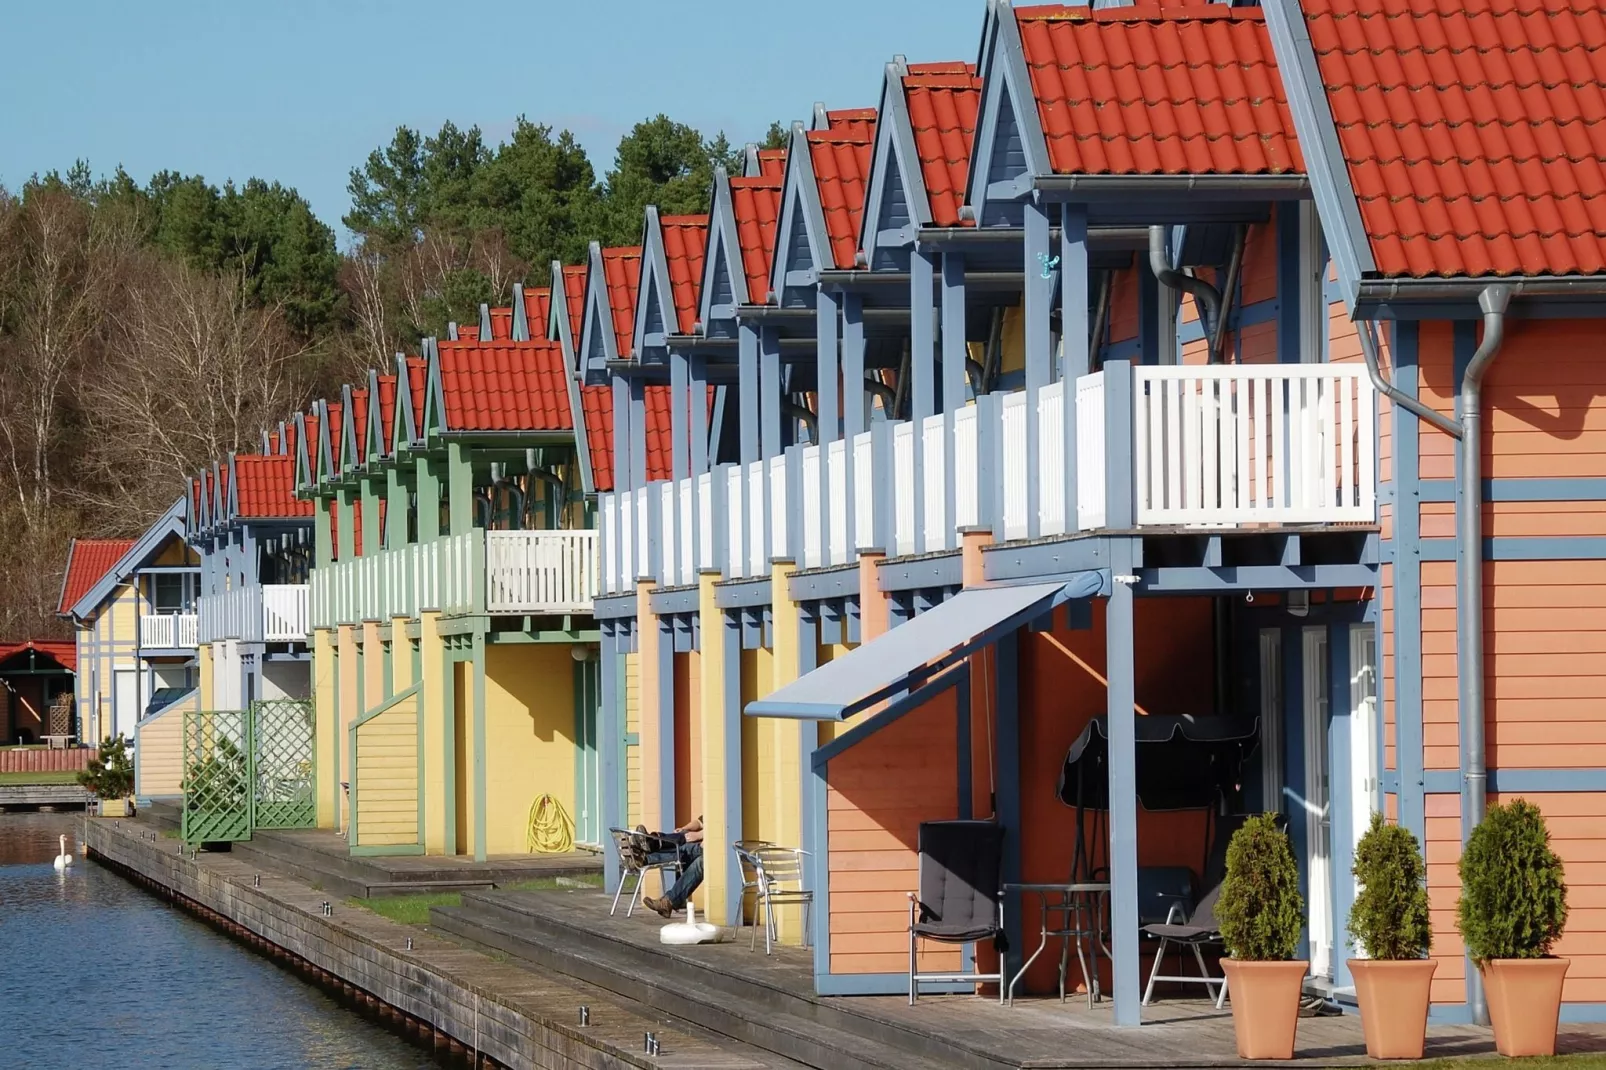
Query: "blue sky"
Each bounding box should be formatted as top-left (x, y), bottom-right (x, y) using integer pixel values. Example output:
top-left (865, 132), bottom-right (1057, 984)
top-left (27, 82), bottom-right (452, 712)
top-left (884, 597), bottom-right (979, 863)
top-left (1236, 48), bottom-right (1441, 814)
top-left (0, 0), bottom-right (984, 243)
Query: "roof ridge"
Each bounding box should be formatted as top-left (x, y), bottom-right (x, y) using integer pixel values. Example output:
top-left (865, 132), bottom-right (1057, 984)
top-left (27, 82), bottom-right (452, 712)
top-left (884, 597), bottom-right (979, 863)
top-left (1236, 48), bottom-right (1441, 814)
top-left (1017, 1), bottom-right (1260, 21)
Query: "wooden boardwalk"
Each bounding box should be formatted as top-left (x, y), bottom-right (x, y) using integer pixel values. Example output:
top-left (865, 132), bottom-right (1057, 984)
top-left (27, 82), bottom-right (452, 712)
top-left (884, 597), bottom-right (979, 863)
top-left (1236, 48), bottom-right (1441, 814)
top-left (451, 887), bottom-right (1606, 1069)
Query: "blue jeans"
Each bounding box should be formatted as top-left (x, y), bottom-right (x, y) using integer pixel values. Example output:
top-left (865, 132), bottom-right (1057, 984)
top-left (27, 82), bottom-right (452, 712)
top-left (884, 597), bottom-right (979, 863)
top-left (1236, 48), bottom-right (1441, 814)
top-left (652, 842), bottom-right (704, 908)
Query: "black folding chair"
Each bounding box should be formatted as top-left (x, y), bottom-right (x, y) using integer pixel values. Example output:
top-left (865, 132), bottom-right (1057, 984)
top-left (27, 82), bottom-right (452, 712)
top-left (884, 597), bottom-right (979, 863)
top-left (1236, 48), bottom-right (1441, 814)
top-left (1139, 814), bottom-right (1250, 1006)
top-left (907, 820), bottom-right (1006, 1005)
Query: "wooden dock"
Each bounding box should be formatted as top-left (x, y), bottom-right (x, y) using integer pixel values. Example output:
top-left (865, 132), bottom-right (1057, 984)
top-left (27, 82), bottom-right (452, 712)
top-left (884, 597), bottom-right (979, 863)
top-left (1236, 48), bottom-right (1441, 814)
top-left (433, 886), bottom-right (1606, 1070)
top-left (0, 783), bottom-right (89, 808)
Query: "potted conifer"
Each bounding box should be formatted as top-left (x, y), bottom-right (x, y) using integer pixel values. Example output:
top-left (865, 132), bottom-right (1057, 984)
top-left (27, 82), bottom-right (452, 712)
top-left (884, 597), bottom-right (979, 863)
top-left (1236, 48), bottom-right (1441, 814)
top-left (1217, 814), bottom-right (1307, 1060)
top-left (1457, 799), bottom-right (1570, 1057)
top-left (79, 737), bottom-right (135, 817)
top-left (1347, 813), bottom-right (1435, 1059)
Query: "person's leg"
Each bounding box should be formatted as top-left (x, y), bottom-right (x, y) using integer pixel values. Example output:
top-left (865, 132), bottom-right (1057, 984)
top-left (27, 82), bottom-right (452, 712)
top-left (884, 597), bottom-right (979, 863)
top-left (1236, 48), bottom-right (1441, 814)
top-left (646, 843), bottom-right (704, 915)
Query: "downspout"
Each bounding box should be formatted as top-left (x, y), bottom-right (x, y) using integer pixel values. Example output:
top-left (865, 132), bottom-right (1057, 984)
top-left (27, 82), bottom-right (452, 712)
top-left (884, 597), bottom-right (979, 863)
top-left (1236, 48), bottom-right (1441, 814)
top-left (1359, 285), bottom-right (1512, 1026)
top-left (1458, 283), bottom-right (1512, 1027)
top-left (1148, 226), bottom-right (1223, 363)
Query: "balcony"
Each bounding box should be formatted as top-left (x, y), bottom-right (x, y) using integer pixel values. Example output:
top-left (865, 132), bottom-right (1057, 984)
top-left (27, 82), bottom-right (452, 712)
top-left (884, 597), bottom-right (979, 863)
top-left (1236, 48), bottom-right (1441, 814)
top-left (597, 362), bottom-right (1377, 594)
top-left (198, 584), bottom-right (311, 643)
top-left (310, 529), bottom-right (600, 628)
top-left (140, 613), bottom-right (199, 650)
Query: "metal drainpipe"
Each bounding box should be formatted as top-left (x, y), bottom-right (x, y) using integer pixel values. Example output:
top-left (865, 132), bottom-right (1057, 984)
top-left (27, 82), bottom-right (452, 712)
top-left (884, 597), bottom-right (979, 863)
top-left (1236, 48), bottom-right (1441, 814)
top-left (1148, 226), bottom-right (1223, 362)
top-left (1358, 286), bottom-right (1512, 1026)
top-left (1459, 283), bottom-right (1512, 1027)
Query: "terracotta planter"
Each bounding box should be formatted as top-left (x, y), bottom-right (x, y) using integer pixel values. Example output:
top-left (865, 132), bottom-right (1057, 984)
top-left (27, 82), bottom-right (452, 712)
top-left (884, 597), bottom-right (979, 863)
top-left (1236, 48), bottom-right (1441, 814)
top-left (1483, 957), bottom-right (1570, 1057)
top-left (1349, 958), bottom-right (1437, 1059)
top-left (98, 797), bottom-right (128, 817)
top-left (1220, 959), bottom-right (1308, 1060)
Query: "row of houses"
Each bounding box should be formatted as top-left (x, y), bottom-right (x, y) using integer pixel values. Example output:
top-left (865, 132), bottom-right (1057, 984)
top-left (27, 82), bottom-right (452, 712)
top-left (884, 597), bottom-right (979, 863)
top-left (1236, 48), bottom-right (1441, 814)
top-left (60, 0), bottom-right (1606, 1028)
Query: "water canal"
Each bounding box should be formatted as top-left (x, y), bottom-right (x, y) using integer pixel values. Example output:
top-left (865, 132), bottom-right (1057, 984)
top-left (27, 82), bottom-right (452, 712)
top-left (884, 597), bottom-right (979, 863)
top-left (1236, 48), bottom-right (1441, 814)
top-left (0, 813), bottom-right (436, 1069)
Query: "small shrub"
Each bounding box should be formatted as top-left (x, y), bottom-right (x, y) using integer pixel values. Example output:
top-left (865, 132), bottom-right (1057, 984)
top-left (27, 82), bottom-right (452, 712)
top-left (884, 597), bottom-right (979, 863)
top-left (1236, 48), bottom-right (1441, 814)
top-left (1457, 799), bottom-right (1568, 963)
top-left (1348, 812), bottom-right (1431, 960)
top-left (78, 737), bottom-right (134, 800)
top-left (1217, 813), bottom-right (1305, 961)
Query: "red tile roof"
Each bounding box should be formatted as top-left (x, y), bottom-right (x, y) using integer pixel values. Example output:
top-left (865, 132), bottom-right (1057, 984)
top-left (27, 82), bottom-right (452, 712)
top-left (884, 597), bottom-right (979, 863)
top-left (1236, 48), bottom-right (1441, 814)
top-left (0, 639), bottom-right (76, 673)
top-left (322, 403), bottom-right (343, 477)
top-left (404, 358), bottom-right (426, 443)
top-left (59, 538), bottom-right (135, 615)
top-left (348, 388), bottom-right (370, 466)
top-left (524, 287), bottom-right (552, 338)
top-left (234, 455), bottom-right (313, 518)
top-left (807, 124), bottom-right (877, 268)
top-left (826, 107), bottom-right (879, 137)
top-left (435, 341), bottom-right (574, 432)
top-left (489, 306), bottom-right (513, 340)
top-left (559, 265), bottom-right (588, 340)
top-left (660, 215), bottom-right (710, 333)
top-left (457, 325), bottom-right (480, 342)
top-left (1016, 3), bottom-right (1303, 177)
top-left (1303, 0), bottom-right (1606, 279)
top-left (905, 63), bottom-right (984, 227)
top-left (731, 175), bottom-right (783, 303)
top-left (602, 247), bottom-right (642, 356)
top-left (757, 148), bottom-right (787, 180)
top-left (580, 384), bottom-right (710, 493)
top-left (374, 373), bottom-right (397, 458)
top-left (297, 411), bottom-right (320, 484)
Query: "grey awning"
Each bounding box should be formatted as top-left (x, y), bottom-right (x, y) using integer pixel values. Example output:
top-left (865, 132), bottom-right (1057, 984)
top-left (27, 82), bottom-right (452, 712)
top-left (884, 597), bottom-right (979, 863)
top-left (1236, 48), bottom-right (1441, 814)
top-left (745, 573), bottom-right (1102, 721)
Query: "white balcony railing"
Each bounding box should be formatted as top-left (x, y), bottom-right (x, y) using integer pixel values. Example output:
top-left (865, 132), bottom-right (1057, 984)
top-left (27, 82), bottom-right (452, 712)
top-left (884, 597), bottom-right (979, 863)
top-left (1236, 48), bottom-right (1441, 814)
top-left (310, 528), bottom-right (597, 628)
top-left (140, 613), bottom-right (198, 649)
top-left (595, 363), bottom-right (1378, 596)
top-left (262, 584), bottom-right (311, 640)
top-left (486, 530), bottom-right (599, 614)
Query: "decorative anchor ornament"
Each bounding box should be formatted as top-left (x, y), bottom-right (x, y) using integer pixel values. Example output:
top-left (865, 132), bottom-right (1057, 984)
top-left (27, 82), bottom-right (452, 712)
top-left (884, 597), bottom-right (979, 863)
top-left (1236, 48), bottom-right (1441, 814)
top-left (1038, 252), bottom-right (1060, 279)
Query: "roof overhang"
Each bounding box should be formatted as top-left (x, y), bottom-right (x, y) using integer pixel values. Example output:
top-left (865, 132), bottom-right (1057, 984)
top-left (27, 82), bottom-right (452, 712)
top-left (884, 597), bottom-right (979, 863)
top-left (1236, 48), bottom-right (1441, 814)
top-left (1354, 276), bottom-right (1606, 320)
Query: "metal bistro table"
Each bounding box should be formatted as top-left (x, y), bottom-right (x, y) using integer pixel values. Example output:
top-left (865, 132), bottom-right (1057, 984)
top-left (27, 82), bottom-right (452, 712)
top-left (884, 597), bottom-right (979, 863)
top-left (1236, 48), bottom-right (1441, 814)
top-left (1003, 882), bottom-right (1110, 1007)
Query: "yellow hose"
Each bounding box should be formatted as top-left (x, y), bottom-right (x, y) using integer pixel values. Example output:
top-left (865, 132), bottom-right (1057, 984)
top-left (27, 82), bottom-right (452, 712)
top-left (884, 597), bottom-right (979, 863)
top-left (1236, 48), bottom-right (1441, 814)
top-left (527, 793), bottom-right (574, 854)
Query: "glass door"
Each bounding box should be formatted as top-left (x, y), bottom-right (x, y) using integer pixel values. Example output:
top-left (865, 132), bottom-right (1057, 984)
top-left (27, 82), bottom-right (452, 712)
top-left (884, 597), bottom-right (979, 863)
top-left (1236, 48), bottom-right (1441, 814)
top-left (1302, 626), bottom-right (1333, 979)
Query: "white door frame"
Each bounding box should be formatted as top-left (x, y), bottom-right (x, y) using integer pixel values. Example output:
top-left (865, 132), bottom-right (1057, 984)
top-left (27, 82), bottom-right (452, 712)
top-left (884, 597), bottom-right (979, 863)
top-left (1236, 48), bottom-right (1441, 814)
top-left (1301, 626), bottom-right (1333, 980)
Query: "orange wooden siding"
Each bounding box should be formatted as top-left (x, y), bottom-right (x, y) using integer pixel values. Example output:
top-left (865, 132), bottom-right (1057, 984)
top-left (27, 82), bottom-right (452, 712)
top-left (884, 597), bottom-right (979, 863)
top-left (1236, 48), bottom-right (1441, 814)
top-left (1423, 792), bottom-right (1466, 1004)
top-left (673, 651), bottom-right (703, 828)
top-left (825, 688), bottom-right (961, 976)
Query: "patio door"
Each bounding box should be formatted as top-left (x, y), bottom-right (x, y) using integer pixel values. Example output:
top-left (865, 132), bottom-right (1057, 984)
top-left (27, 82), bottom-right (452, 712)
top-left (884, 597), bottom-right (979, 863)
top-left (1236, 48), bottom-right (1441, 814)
top-left (113, 667), bottom-right (140, 741)
top-left (573, 653), bottom-right (602, 848)
top-left (1301, 627), bottom-right (1333, 980)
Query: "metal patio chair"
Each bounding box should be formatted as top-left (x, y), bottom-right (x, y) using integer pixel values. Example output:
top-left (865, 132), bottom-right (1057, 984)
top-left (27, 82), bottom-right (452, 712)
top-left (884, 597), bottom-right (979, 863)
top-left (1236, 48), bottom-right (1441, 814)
top-left (608, 826), bottom-right (681, 918)
top-left (731, 839), bottom-right (775, 931)
top-left (740, 845), bottom-right (812, 954)
top-left (1139, 814), bottom-right (1250, 1007)
top-left (908, 820), bottom-right (1006, 1005)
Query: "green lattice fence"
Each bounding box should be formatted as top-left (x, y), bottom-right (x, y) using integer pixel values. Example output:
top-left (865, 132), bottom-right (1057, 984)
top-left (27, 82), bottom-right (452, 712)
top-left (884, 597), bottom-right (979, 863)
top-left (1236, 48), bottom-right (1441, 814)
top-left (252, 698), bottom-right (316, 829)
top-left (181, 710), bottom-right (252, 844)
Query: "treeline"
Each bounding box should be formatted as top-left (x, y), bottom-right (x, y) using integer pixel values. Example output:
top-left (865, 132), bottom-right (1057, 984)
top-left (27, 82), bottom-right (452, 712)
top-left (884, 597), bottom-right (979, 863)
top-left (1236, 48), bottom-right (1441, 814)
top-left (0, 114), bottom-right (784, 639)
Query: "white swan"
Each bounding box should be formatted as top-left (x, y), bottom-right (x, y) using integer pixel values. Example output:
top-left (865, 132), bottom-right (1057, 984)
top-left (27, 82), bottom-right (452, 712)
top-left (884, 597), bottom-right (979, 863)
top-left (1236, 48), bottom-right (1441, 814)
top-left (53, 834), bottom-right (73, 870)
top-left (659, 902), bottom-right (719, 945)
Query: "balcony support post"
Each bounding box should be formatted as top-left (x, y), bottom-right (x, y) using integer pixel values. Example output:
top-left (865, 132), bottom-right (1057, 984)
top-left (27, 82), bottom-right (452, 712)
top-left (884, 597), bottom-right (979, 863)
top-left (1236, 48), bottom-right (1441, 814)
top-left (940, 250), bottom-right (967, 549)
top-left (691, 352), bottom-right (709, 576)
top-left (446, 442), bottom-right (474, 538)
top-left (911, 246), bottom-right (937, 551)
top-left (1061, 204), bottom-right (1089, 531)
top-left (1023, 198), bottom-right (1052, 539)
top-left (739, 323), bottom-right (760, 467)
top-left (842, 292), bottom-right (866, 554)
top-left (628, 377), bottom-right (648, 493)
top-left (336, 489), bottom-right (356, 562)
top-left (613, 377), bottom-right (633, 493)
top-left (761, 325), bottom-right (781, 564)
top-left (816, 288), bottom-right (839, 564)
top-left (416, 455), bottom-right (441, 542)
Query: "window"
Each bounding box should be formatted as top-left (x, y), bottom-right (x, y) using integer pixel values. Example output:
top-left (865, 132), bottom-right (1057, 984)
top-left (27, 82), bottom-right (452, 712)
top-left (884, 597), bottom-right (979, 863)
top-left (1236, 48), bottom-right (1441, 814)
top-left (151, 573), bottom-right (193, 614)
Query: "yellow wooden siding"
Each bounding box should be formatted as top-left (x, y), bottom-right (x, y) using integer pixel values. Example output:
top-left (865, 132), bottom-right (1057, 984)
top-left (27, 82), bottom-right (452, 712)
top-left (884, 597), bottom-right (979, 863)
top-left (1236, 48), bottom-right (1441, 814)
top-left (354, 692), bottom-right (419, 846)
top-left (108, 586), bottom-right (139, 645)
top-left (624, 651), bottom-right (641, 826)
top-left (482, 645), bottom-right (577, 855)
top-left (136, 705), bottom-right (185, 797)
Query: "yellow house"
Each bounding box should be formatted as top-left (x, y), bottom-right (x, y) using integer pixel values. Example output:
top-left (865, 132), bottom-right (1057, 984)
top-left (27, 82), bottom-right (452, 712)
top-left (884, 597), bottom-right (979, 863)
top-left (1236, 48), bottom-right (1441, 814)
top-left (59, 498), bottom-right (202, 800)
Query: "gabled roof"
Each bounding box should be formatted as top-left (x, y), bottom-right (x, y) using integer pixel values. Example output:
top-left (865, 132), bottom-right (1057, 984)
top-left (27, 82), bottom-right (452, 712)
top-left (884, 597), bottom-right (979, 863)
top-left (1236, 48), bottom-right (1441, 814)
top-left (579, 383), bottom-right (701, 494)
top-left (733, 174), bottom-right (784, 302)
top-left (61, 498), bottom-right (188, 620)
top-left (316, 400), bottom-right (344, 485)
top-left (294, 407), bottom-right (321, 491)
top-left (819, 106), bottom-right (878, 138)
top-left (58, 539), bottom-right (136, 616)
top-left (0, 640), bottom-right (76, 674)
top-left (392, 353), bottom-right (428, 453)
top-left (1287, 0), bottom-right (1606, 280)
top-left (523, 286), bottom-right (552, 340)
top-left (430, 340), bottom-right (575, 433)
top-left (754, 147), bottom-right (787, 179)
top-left (636, 211), bottom-right (711, 351)
top-left (232, 454), bottom-right (313, 519)
top-left (661, 215), bottom-right (709, 334)
top-left (369, 370), bottom-right (397, 465)
top-left (773, 116), bottom-right (875, 296)
top-left (578, 244), bottom-right (643, 376)
top-left (906, 63), bottom-right (983, 226)
top-left (546, 263), bottom-right (590, 351)
top-left (1016, 3), bottom-right (1302, 177)
top-left (488, 305), bottom-right (513, 340)
top-left (456, 324), bottom-right (480, 342)
top-left (809, 124), bottom-right (877, 268)
top-left (343, 385), bottom-right (371, 470)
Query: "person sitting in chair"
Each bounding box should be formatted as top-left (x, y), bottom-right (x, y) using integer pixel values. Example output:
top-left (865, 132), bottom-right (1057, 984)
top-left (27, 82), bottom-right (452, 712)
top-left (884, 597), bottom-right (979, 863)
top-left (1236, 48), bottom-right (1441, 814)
top-left (643, 815), bottom-right (703, 918)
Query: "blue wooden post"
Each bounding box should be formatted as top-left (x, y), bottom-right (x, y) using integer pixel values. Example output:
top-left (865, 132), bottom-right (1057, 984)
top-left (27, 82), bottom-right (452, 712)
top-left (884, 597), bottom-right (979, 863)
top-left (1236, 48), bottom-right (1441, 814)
top-left (1061, 205), bottom-right (1089, 531)
top-left (628, 377), bottom-right (648, 492)
top-left (996, 630), bottom-right (1023, 984)
top-left (670, 351), bottom-right (689, 582)
top-left (1328, 620), bottom-right (1356, 990)
top-left (941, 251), bottom-right (966, 548)
top-left (842, 292), bottom-right (866, 553)
top-left (797, 606), bottom-right (818, 872)
top-left (761, 325), bottom-right (781, 565)
top-left (976, 392), bottom-right (1004, 539)
top-left (599, 624), bottom-right (622, 892)
top-left (1106, 549), bottom-right (1141, 1026)
top-left (657, 615), bottom-right (675, 825)
top-left (1024, 200), bottom-right (1052, 538)
top-left (817, 289), bottom-right (839, 563)
top-left (739, 324), bottom-right (760, 466)
top-left (910, 247), bottom-right (936, 553)
top-left (1103, 361), bottom-right (1135, 528)
top-left (690, 352), bottom-right (709, 573)
top-left (871, 418), bottom-right (895, 553)
top-left (722, 609), bottom-right (744, 920)
top-left (612, 378), bottom-right (632, 492)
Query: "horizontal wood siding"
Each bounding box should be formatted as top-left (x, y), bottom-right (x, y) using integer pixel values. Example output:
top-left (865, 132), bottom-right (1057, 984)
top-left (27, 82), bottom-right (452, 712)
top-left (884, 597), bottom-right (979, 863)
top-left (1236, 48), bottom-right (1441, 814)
top-left (624, 651), bottom-right (641, 827)
top-left (1423, 792), bottom-right (1466, 1004)
top-left (827, 688), bottom-right (960, 976)
top-left (136, 706), bottom-right (184, 798)
top-left (355, 693), bottom-right (419, 847)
